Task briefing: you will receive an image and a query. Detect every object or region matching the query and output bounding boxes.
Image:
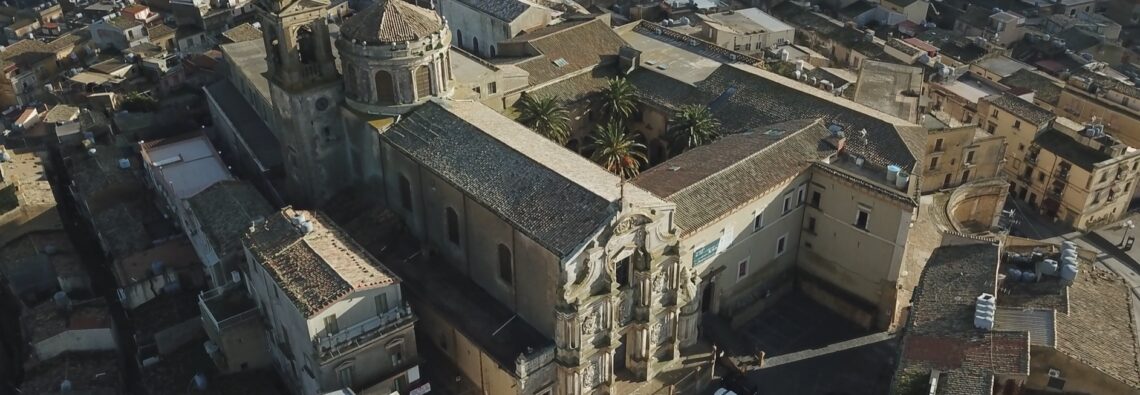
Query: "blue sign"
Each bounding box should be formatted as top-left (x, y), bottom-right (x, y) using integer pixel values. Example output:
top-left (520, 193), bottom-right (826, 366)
top-left (692, 240), bottom-right (719, 266)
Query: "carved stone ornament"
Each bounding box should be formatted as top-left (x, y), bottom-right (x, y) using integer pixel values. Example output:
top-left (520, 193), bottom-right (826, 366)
top-left (582, 358), bottom-right (599, 386)
top-left (650, 321), bottom-right (663, 344)
top-left (615, 216), bottom-right (635, 234)
top-left (581, 306), bottom-right (598, 336)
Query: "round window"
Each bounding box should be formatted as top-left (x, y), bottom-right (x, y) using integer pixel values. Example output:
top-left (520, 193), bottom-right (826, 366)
top-left (315, 97), bottom-right (330, 111)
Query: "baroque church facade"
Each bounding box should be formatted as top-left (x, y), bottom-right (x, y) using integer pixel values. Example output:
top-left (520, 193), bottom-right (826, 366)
top-left (211, 0), bottom-right (704, 393)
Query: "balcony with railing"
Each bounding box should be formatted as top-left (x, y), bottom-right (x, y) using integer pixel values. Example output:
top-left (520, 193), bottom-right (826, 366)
top-left (313, 305), bottom-right (416, 362)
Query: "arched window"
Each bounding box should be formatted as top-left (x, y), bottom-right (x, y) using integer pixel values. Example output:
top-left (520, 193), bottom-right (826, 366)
top-left (498, 244), bottom-right (512, 284)
top-left (446, 208), bottom-right (459, 245)
top-left (456, 30), bottom-right (463, 49)
top-left (489, 46), bottom-right (497, 58)
top-left (398, 175), bottom-right (413, 211)
top-left (414, 65), bottom-right (431, 99)
top-left (472, 36), bottom-right (480, 57)
top-left (375, 70), bottom-right (395, 105)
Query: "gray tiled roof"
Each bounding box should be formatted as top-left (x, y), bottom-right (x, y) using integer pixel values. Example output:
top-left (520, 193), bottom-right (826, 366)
top-left (1057, 266), bottom-right (1140, 388)
top-left (245, 209), bottom-right (395, 317)
top-left (1000, 69), bottom-right (1062, 105)
top-left (1033, 128), bottom-right (1111, 170)
top-left (453, 0), bottom-right (531, 21)
top-left (528, 66), bottom-right (617, 102)
top-left (513, 19), bottom-right (626, 86)
top-left (983, 93), bottom-right (1055, 125)
top-left (894, 242), bottom-right (1031, 394)
top-left (909, 243), bottom-right (999, 337)
top-left (634, 119), bottom-right (833, 233)
top-left (630, 64), bottom-right (924, 170)
top-left (340, 0), bottom-right (443, 44)
top-left (188, 180), bottom-right (275, 260)
top-left (382, 100), bottom-right (615, 257)
top-left (203, 80), bottom-right (282, 169)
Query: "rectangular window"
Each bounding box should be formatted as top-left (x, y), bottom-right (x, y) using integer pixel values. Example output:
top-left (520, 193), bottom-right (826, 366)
top-left (375, 293), bottom-right (389, 315)
top-left (986, 122), bottom-right (996, 134)
top-left (855, 209), bottom-right (870, 230)
top-left (806, 217), bottom-right (817, 233)
top-left (488, 82), bottom-right (497, 94)
top-left (810, 191), bottom-right (821, 208)
top-left (965, 151), bottom-right (975, 163)
top-left (389, 342), bottom-right (404, 366)
top-left (324, 315), bottom-right (339, 334)
top-left (934, 138), bottom-right (943, 151)
top-left (929, 157), bottom-right (939, 170)
top-left (337, 366), bottom-right (353, 389)
top-left (797, 185), bottom-right (806, 205)
top-left (753, 212), bottom-right (764, 231)
top-left (615, 256), bottom-right (631, 287)
top-left (782, 194), bottom-right (792, 214)
top-left (991, 109), bottom-right (998, 118)
top-left (776, 234), bottom-right (787, 256)
top-left (737, 259), bottom-right (748, 279)
top-left (1037, 172), bottom-right (1045, 182)
top-left (1013, 120), bottom-right (1021, 129)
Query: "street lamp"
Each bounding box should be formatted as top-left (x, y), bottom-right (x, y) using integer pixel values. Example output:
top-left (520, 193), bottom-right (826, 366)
top-left (1122, 219), bottom-right (1135, 246)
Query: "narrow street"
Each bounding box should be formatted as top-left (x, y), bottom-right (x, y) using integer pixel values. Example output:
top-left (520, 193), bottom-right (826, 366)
top-left (44, 148), bottom-right (141, 393)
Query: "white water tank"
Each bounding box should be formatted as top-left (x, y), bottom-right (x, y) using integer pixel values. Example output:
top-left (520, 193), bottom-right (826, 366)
top-left (887, 165), bottom-right (901, 182)
top-left (1039, 259), bottom-right (1058, 276)
top-left (895, 172), bottom-right (910, 188)
top-left (1060, 263), bottom-right (1079, 284)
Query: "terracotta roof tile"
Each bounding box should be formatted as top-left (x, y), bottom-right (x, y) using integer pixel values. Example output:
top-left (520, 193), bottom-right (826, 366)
top-left (340, 0), bottom-right (443, 44)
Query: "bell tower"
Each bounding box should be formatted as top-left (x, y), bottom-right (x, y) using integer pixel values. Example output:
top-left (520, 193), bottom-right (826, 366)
top-left (257, 0), bottom-right (348, 207)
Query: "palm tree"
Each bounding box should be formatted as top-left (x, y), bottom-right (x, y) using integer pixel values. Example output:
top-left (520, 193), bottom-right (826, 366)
top-left (516, 94), bottom-right (571, 144)
top-left (589, 120), bottom-right (647, 179)
top-left (667, 104), bottom-right (721, 153)
top-left (599, 77), bottom-right (638, 122)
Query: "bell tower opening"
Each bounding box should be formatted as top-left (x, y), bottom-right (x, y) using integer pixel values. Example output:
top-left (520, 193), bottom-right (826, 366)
top-left (296, 26), bottom-right (317, 65)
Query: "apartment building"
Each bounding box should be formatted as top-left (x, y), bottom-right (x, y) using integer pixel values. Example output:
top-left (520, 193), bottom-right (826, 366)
top-left (921, 116), bottom-right (1006, 193)
top-left (1012, 117), bottom-right (1140, 230)
top-left (1056, 73), bottom-right (1140, 149)
top-left (242, 208), bottom-right (421, 395)
top-left (693, 8), bottom-right (795, 55)
top-left (977, 93), bottom-right (1057, 174)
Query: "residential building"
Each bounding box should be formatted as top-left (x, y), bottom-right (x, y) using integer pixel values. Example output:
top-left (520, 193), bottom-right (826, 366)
top-left (184, 180), bottom-right (275, 287)
top-left (1055, 73), bottom-right (1140, 149)
top-left (999, 68), bottom-right (1064, 111)
top-left (438, 0), bottom-right (554, 58)
top-left (977, 92), bottom-right (1056, 173)
top-left (921, 114), bottom-right (1006, 193)
top-left (893, 238), bottom-right (1140, 394)
top-left (138, 132), bottom-right (233, 231)
top-left (928, 72), bottom-right (1006, 124)
top-left (90, 16), bottom-right (148, 50)
top-left (243, 208), bottom-right (421, 395)
top-left (969, 56), bottom-right (1032, 82)
top-left (693, 8), bottom-right (795, 55)
top-left (878, 0), bottom-right (928, 24)
top-left (1012, 117), bottom-right (1140, 230)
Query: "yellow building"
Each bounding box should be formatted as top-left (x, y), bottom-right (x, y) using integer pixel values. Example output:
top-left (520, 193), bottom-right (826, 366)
top-left (1012, 118), bottom-right (1140, 230)
top-left (1056, 73), bottom-right (1140, 149)
top-left (921, 114), bottom-right (1006, 193)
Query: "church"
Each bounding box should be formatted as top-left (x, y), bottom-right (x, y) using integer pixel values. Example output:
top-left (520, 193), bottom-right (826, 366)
top-left (205, 0), bottom-right (706, 394)
top-left (202, 0), bottom-right (943, 392)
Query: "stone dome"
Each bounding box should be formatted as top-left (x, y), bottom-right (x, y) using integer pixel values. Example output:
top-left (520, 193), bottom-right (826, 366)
top-left (340, 0), bottom-right (445, 45)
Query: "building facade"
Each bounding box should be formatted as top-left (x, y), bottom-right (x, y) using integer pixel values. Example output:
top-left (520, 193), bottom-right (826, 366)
top-left (922, 122), bottom-right (1006, 193)
top-left (244, 208), bottom-right (421, 395)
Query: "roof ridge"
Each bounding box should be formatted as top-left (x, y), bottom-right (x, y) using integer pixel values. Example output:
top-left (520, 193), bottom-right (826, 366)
top-left (667, 118), bottom-right (824, 198)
